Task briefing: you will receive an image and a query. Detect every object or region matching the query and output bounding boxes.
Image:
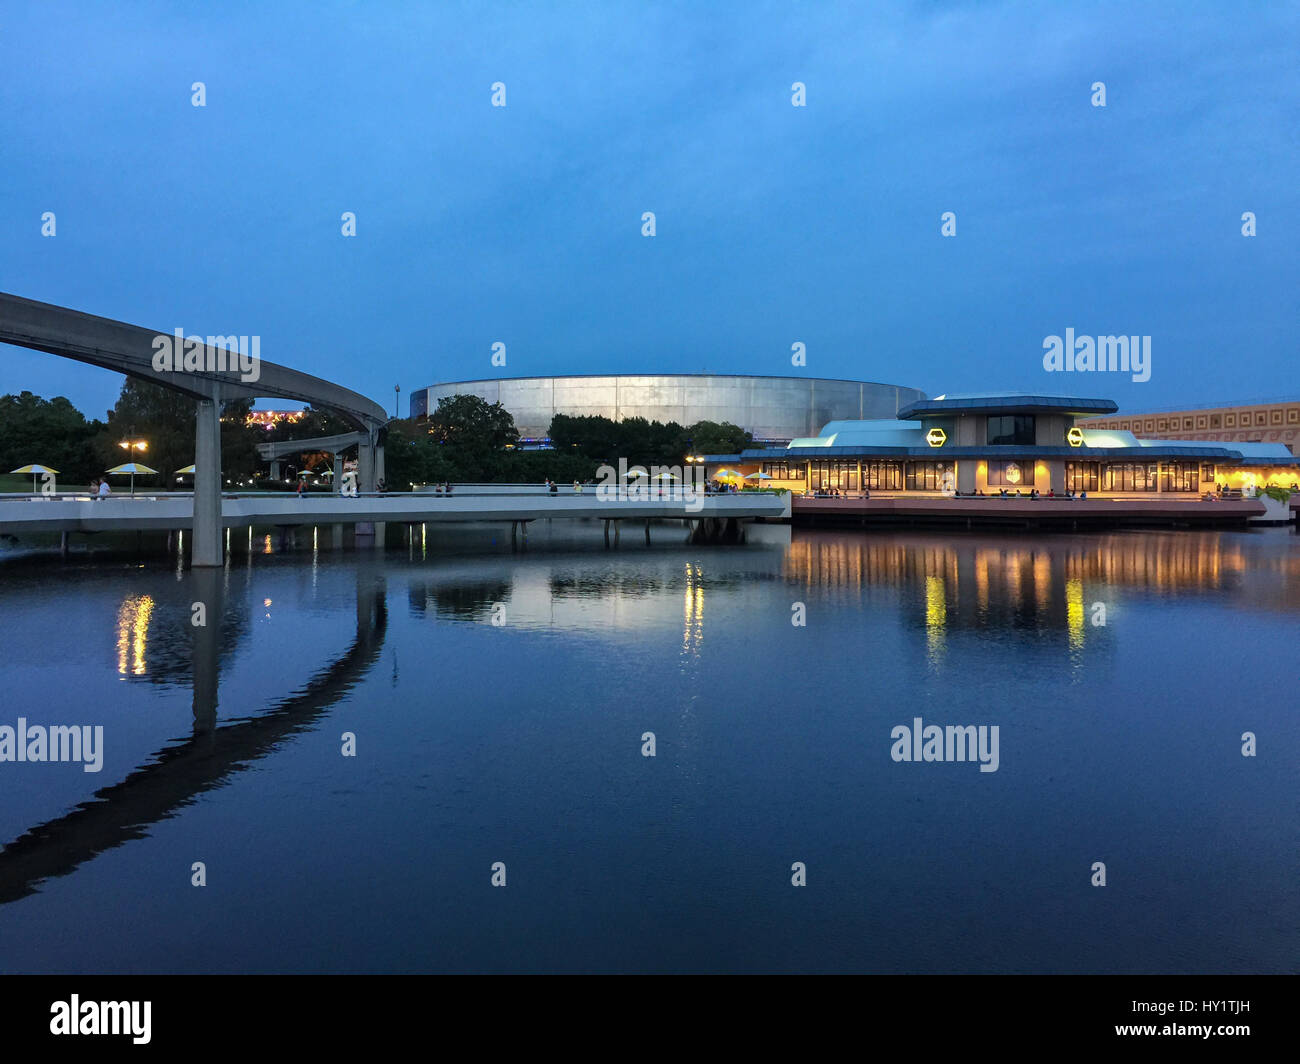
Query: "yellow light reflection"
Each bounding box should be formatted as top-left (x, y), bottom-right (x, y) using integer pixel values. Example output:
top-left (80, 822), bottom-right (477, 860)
top-left (1066, 578), bottom-right (1085, 653)
top-left (115, 594), bottom-right (155, 676)
top-left (925, 574), bottom-right (946, 664)
top-left (682, 563), bottom-right (704, 653)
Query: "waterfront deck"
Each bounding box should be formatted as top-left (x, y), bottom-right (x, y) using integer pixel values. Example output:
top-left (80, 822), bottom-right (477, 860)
top-left (0, 490), bottom-right (789, 536)
top-left (792, 494), bottom-right (1272, 529)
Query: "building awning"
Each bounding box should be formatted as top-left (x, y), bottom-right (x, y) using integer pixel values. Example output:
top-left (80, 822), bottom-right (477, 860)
top-left (898, 393), bottom-right (1119, 419)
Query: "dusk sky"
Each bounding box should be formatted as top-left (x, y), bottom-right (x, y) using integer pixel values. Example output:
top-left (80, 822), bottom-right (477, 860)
top-left (2, 1), bottom-right (1296, 421)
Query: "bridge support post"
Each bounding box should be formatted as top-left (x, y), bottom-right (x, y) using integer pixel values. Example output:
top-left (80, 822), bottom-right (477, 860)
top-left (645, 520), bottom-right (651, 545)
top-left (270, 459), bottom-right (282, 481)
top-left (358, 437), bottom-right (376, 493)
top-left (192, 391), bottom-right (224, 567)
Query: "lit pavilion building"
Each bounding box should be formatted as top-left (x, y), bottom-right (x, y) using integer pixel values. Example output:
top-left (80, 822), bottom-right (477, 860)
top-left (702, 392), bottom-right (1300, 497)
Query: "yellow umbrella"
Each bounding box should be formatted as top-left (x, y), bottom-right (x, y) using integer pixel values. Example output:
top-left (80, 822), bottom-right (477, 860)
top-left (9, 464), bottom-right (59, 492)
top-left (105, 462), bottom-right (159, 496)
top-left (174, 464), bottom-right (196, 474)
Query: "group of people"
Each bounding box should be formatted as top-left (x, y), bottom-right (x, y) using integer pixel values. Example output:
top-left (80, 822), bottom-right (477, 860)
top-left (88, 478), bottom-right (111, 499)
top-left (431, 482), bottom-right (454, 495)
top-left (956, 488), bottom-right (1085, 499)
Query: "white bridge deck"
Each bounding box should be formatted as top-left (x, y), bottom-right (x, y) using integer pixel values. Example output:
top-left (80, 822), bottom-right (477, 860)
top-left (0, 490), bottom-right (790, 535)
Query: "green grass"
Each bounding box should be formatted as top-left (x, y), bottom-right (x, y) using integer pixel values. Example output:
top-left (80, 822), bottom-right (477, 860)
top-left (0, 473), bottom-right (98, 493)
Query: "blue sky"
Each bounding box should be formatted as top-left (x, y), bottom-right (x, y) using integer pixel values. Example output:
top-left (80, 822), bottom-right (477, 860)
top-left (1, 0), bottom-right (1296, 421)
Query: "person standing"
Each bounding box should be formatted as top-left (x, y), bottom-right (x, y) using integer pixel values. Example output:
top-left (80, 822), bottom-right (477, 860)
top-left (98, 478), bottom-right (111, 499)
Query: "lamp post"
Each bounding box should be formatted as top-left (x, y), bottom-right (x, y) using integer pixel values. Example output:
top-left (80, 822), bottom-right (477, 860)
top-left (394, 385), bottom-right (400, 419)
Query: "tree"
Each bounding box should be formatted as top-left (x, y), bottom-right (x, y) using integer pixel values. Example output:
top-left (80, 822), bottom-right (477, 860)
top-left (684, 420), bottom-right (752, 458)
top-left (98, 380), bottom-right (263, 488)
top-left (426, 394), bottom-right (520, 450)
top-left (0, 391), bottom-right (103, 484)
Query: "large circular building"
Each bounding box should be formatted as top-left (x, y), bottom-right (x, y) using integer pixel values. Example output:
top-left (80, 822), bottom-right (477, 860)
top-left (409, 374), bottom-right (927, 445)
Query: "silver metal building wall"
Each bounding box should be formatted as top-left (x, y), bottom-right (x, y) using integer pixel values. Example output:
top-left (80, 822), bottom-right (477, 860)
top-left (411, 374), bottom-right (927, 443)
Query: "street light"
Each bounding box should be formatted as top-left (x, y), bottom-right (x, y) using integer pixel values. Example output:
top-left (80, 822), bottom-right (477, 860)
top-left (394, 384), bottom-right (401, 419)
top-left (119, 438), bottom-right (148, 452)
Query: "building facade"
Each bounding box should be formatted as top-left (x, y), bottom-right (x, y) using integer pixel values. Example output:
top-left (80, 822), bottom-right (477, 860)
top-left (409, 374), bottom-right (927, 445)
top-left (703, 392), bottom-right (1300, 496)
top-left (1078, 400), bottom-right (1300, 456)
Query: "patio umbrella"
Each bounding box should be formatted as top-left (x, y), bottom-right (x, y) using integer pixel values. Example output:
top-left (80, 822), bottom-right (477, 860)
top-left (713, 468), bottom-right (741, 479)
top-left (744, 471), bottom-right (772, 480)
top-left (105, 462), bottom-right (158, 496)
top-left (9, 464), bottom-right (59, 492)
top-left (174, 464), bottom-right (196, 474)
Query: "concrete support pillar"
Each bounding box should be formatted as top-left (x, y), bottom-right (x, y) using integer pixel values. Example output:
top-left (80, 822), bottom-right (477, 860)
top-left (270, 459), bottom-right (282, 481)
top-left (334, 452), bottom-right (344, 495)
top-left (358, 438), bottom-right (376, 494)
top-left (192, 392), bottom-right (224, 567)
top-left (1045, 459), bottom-right (1066, 494)
top-left (957, 461), bottom-right (976, 495)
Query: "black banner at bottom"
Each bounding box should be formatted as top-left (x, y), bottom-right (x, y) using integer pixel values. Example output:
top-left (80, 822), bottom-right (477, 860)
top-left (0, 974), bottom-right (1287, 1050)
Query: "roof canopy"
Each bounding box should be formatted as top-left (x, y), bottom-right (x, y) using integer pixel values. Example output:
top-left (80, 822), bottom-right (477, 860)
top-left (898, 393), bottom-right (1119, 419)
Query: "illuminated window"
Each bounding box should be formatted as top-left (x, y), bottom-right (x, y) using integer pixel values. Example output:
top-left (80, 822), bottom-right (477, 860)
top-left (986, 461), bottom-right (1034, 488)
top-left (906, 461), bottom-right (955, 491)
top-left (1065, 462), bottom-right (1099, 492)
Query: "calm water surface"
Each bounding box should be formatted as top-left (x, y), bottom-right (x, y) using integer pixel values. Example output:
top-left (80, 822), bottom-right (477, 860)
top-left (0, 522), bottom-right (1296, 973)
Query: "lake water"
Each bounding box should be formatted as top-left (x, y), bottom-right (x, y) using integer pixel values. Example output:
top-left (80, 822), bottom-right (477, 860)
top-left (0, 521), bottom-right (1296, 973)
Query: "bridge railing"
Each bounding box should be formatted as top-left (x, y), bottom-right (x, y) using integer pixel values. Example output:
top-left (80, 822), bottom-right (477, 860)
top-left (0, 487), bottom-right (790, 503)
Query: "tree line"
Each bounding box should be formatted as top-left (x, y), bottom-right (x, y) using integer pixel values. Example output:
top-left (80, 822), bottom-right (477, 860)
top-left (1, 387), bottom-right (753, 491)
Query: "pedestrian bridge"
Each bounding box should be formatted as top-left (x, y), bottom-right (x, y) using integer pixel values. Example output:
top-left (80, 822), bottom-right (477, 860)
top-left (0, 490), bottom-right (790, 536)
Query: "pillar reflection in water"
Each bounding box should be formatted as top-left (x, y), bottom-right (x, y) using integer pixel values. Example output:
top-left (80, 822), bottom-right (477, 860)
top-left (190, 566), bottom-right (224, 736)
top-left (0, 565), bottom-right (387, 907)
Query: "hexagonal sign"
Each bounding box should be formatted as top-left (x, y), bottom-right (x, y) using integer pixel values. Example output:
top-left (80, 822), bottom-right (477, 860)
top-left (926, 427), bottom-right (947, 447)
top-left (1066, 426), bottom-right (1085, 447)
